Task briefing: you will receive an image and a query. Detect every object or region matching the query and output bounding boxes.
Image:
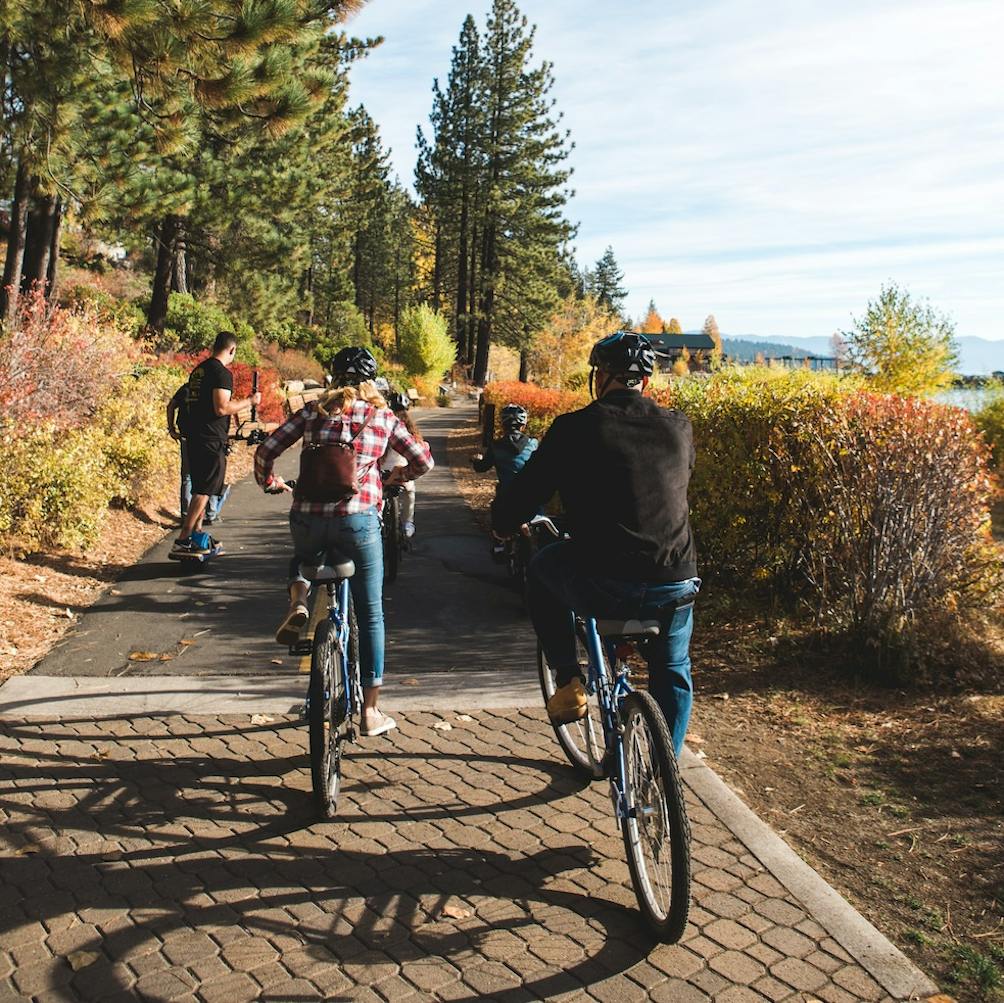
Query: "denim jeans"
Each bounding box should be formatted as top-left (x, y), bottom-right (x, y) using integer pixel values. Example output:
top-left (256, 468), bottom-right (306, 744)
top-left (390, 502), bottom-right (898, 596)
top-left (527, 540), bottom-right (700, 756)
top-left (180, 441), bottom-right (229, 522)
top-left (288, 508), bottom-right (385, 689)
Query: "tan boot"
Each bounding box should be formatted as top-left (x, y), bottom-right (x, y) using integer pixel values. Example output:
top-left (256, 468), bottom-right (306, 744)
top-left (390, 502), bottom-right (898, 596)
top-left (275, 603), bottom-right (309, 646)
top-left (546, 678), bottom-right (588, 724)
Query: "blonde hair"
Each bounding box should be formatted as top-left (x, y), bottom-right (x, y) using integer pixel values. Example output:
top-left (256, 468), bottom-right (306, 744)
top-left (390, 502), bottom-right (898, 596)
top-left (316, 379), bottom-right (387, 418)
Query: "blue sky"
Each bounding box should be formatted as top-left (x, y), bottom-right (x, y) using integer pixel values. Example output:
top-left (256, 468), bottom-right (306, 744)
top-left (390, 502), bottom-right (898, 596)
top-left (344, 0), bottom-right (1004, 341)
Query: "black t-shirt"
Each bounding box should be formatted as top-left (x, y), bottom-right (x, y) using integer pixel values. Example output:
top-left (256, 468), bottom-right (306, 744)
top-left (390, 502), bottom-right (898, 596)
top-left (184, 358), bottom-right (233, 444)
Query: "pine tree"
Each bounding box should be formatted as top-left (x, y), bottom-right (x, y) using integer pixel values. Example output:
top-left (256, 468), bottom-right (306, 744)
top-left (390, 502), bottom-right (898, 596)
top-left (590, 246), bottom-right (626, 314)
top-left (471, 0), bottom-right (574, 384)
top-left (666, 317), bottom-right (683, 334)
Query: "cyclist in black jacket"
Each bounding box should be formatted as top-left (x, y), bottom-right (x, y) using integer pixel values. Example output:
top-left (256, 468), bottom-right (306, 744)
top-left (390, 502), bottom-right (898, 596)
top-left (491, 331), bottom-right (700, 756)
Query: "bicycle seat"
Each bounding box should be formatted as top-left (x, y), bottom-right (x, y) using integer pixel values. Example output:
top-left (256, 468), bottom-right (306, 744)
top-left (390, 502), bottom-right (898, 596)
top-left (595, 619), bottom-right (661, 638)
top-left (302, 553), bottom-right (355, 582)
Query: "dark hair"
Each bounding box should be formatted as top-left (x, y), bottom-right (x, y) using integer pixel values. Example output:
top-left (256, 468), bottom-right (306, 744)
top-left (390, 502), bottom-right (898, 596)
top-left (213, 331), bottom-right (239, 354)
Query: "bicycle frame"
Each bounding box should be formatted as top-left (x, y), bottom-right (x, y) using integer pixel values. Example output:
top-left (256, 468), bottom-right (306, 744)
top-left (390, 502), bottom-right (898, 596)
top-left (324, 576), bottom-right (360, 735)
top-left (580, 617), bottom-right (638, 821)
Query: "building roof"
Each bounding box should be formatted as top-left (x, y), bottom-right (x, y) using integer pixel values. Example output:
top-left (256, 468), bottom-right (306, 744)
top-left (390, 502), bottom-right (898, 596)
top-left (648, 333), bottom-right (717, 352)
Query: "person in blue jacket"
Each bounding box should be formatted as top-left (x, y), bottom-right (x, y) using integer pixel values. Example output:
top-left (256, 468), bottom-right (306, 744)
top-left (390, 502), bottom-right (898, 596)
top-left (471, 404), bottom-right (538, 485)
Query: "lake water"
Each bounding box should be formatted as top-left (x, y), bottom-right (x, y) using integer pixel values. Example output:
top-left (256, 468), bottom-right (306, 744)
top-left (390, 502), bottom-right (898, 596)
top-left (936, 386), bottom-right (1002, 412)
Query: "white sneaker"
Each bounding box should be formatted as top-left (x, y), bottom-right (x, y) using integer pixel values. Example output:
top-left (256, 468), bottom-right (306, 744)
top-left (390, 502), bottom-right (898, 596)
top-left (404, 522), bottom-right (416, 538)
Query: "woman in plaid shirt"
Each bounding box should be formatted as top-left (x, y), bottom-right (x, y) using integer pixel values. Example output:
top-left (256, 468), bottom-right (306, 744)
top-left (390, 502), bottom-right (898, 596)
top-left (255, 347), bottom-right (434, 737)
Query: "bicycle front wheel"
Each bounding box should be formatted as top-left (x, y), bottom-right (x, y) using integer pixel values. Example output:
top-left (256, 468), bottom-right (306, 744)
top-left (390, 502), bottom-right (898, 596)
top-left (383, 496), bottom-right (401, 584)
top-left (537, 642), bottom-right (605, 780)
top-left (620, 690), bottom-right (691, 942)
top-left (308, 618), bottom-right (344, 818)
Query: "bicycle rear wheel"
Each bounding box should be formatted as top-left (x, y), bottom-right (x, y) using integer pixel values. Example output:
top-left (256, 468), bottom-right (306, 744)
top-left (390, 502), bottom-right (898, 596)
top-left (537, 641), bottom-right (605, 780)
top-left (308, 618), bottom-right (345, 818)
top-left (620, 690), bottom-right (691, 942)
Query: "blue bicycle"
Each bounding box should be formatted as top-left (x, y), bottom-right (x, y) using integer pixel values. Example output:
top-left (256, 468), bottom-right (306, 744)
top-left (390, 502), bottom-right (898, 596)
top-left (297, 556), bottom-right (360, 818)
top-left (532, 516), bottom-right (692, 942)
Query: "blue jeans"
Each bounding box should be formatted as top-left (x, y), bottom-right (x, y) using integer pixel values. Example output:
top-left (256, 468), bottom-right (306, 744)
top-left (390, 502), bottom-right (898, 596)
top-left (288, 508), bottom-right (385, 689)
top-left (180, 441), bottom-right (229, 522)
top-left (528, 540), bottom-right (700, 756)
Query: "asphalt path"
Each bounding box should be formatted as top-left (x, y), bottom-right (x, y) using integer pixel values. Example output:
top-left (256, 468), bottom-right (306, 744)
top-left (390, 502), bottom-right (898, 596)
top-left (31, 404), bottom-right (538, 684)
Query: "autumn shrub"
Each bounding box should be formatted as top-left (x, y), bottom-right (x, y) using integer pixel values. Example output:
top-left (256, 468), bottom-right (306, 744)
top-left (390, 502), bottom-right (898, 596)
top-left (168, 354), bottom-right (284, 424)
top-left (0, 289), bottom-right (136, 432)
top-left (483, 369), bottom-right (999, 677)
top-left (259, 343), bottom-right (326, 383)
top-left (972, 387), bottom-right (1004, 476)
top-left (0, 367), bottom-right (182, 549)
top-left (62, 283), bottom-right (146, 337)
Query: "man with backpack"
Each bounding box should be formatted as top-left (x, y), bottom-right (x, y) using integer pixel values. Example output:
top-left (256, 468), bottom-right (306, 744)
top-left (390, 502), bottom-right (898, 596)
top-left (167, 386), bottom-right (230, 526)
top-left (171, 331), bottom-right (260, 557)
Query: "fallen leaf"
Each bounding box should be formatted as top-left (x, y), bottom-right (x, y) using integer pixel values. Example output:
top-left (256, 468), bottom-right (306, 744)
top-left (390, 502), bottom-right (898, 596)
top-left (687, 733), bottom-right (705, 744)
top-left (433, 721), bottom-right (453, 732)
top-left (456, 714), bottom-right (474, 722)
top-left (128, 651), bottom-right (159, 662)
top-left (158, 654), bottom-right (175, 661)
top-left (67, 951), bottom-right (99, 971)
top-left (178, 639), bottom-right (196, 646)
top-left (400, 677), bottom-right (420, 687)
top-left (250, 714), bottom-right (275, 725)
top-left (109, 589), bottom-right (122, 596)
top-left (439, 904), bottom-right (471, 920)
top-left (270, 658), bottom-right (283, 665)
top-left (64, 608), bottom-right (75, 619)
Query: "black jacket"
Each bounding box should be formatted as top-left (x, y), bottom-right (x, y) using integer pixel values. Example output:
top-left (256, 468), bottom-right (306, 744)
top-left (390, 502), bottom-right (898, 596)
top-left (491, 390), bottom-right (697, 583)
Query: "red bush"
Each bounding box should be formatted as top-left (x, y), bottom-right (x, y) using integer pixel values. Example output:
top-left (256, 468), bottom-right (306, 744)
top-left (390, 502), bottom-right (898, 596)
top-left (164, 353), bottom-right (284, 424)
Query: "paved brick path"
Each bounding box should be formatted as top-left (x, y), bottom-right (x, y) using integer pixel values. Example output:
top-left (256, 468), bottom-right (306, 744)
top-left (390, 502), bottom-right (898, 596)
top-left (1, 709), bottom-right (929, 1002)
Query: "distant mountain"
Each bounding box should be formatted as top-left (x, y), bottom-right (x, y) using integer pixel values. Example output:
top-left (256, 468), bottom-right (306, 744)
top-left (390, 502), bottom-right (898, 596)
top-left (722, 337), bottom-right (812, 362)
top-left (718, 333), bottom-right (1004, 376)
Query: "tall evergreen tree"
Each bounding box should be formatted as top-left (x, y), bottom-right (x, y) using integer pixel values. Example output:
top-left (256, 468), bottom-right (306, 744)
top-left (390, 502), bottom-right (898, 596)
top-left (590, 246), bottom-right (626, 314)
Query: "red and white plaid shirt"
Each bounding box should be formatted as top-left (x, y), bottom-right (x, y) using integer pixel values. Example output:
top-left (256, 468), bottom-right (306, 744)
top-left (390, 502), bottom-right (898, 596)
top-left (254, 399), bottom-right (434, 517)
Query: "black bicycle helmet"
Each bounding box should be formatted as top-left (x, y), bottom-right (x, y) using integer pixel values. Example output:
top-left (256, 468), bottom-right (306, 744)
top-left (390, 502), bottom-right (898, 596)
top-left (330, 346), bottom-right (378, 384)
top-left (588, 330), bottom-right (656, 383)
top-left (500, 403), bottom-right (529, 430)
top-left (387, 391), bottom-right (410, 412)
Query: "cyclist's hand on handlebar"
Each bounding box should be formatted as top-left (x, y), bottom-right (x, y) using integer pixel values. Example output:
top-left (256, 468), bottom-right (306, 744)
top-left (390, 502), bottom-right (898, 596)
top-left (470, 452), bottom-right (484, 465)
top-left (265, 475), bottom-right (293, 494)
top-left (383, 467), bottom-right (410, 488)
top-left (250, 391), bottom-right (263, 407)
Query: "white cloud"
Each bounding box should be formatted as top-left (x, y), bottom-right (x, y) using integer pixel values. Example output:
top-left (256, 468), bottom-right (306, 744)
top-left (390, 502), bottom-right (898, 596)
top-left (344, 0), bottom-right (1004, 339)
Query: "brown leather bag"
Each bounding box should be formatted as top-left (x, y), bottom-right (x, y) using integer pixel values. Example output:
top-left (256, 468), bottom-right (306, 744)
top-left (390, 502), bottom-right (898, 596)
top-left (295, 409), bottom-right (373, 503)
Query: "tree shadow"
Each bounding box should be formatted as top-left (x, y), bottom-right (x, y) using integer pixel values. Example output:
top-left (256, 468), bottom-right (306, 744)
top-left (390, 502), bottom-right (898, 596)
top-left (0, 715), bottom-right (652, 1002)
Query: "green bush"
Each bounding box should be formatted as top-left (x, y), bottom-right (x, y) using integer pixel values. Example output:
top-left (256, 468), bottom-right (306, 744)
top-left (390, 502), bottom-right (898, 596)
top-left (398, 304), bottom-right (455, 380)
top-left (163, 293), bottom-right (257, 363)
top-left (313, 301), bottom-right (383, 373)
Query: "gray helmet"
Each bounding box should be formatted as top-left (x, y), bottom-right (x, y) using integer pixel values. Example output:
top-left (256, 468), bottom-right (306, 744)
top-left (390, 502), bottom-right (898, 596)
top-left (330, 346), bottom-right (378, 384)
top-left (500, 403), bottom-right (529, 431)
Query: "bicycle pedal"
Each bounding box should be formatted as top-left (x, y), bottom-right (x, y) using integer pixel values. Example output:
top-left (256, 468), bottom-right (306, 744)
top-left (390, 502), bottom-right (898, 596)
top-left (288, 640), bottom-right (313, 657)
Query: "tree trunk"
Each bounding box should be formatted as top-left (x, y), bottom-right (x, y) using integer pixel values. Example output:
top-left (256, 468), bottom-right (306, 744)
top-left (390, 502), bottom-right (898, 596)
top-left (455, 197), bottom-right (469, 363)
top-left (171, 223), bottom-right (188, 294)
top-left (20, 192), bottom-right (57, 295)
top-left (353, 232), bottom-right (363, 310)
top-left (432, 222), bottom-right (442, 309)
top-left (518, 349), bottom-right (529, 383)
top-left (1, 160), bottom-right (30, 323)
top-left (466, 224), bottom-right (478, 367)
top-left (45, 197), bottom-right (62, 298)
top-left (147, 214), bottom-right (179, 334)
top-left (473, 224), bottom-right (496, 386)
